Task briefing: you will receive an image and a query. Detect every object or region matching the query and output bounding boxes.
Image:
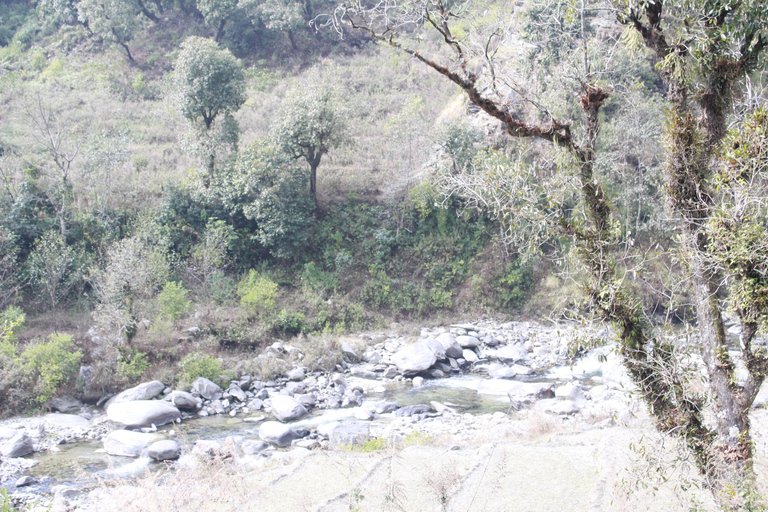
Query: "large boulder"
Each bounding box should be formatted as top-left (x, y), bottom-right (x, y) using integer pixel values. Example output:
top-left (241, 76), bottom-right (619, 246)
top-left (105, 381), bottom-right (165, 409)
top-left (494, 344), bottom-right (528, 363)
top-left (49, 396), bottom-right (83, 414)
top-left (0, 432), bottom-right (34, 458)
top-left (329, 421), bottom-right (370, 448)
top-left (391, 341), bottom-right (437, 376)
top-left (103, 430), bottom-right (163, 457)
top-left (147, 440), bottom-right (181, 461)
top-left (456, 335), bottom-right (480, 348)
top-left (435, 333), bottom-right (463, 359)
top-left (259, 421), bottom-right (300, 447)
top-left (107, 400), bottom-right (180, 429)
top-left (227, 384), bottom-right (247, 402)
top-left (192, 377), bottom-right (223, 400)
top-left (488, 363), bottom-right (517, 379)
top-left (270, 395), bottom-right (308, 422)
top-left (425, 339), bottom-right (446, 360)
top-left (167, 391), bottom-right (202, 411)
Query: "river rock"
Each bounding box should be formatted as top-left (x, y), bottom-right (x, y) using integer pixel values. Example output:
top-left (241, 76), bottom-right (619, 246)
top-left (228, 384), bottom-right (247, 402)
top-left (456, 335), bottom-right (480, 348)
top-left (270, 395), bottom-right (308, 422)
top-left (0, 432), bottom-right (33, 458)
top-left (350, 367), bottom-right (378, 379)
top-left (555, 382), bottom-right (584, 401)
top-left (192, 377), bottom-right (223, 400)
top-left (435, 333), bottom-right (463, 359)
top-left (425, 338), bottom-right (446, 360)
top-left (341, 343), bottom-right (359, 362)
top-left (494, 344), bottom-right (528, 363)
top-left (241, 440), bottom-right (269, 455)
top-left (103, 430), bottom-right (163, 457)
top-left (107, 400), bottom-right (180, 428)
top-left (392, 341), bottom-right (437, 376)
top-left (44, 414), bottom-right (90, 429)
top-left (49, 396), bottom-right (83, 414)
top-left (15, 476), bottom-right (35, 487)
top-left (375, 401), bottom-right (399, 414)
top-left (488, 363), bottom-right (517, 379)
top-left (537, 399), bottom-right (581, 415)
top-left (147, 440), bottom-right (181, 461)
top-left (329, 421), bottom-right (370, 448)
top-left (105, 380), bottom-right (165, 408)
top-left (286, 367), bottom-right (305, 381)
top-left (168, 391), bottom-right (202, 411)
top-left (462, 349), bottom-right (479, 363)
top-left (259, 421), bottom-right (300, 447)
top-left (395, 404), bottom-right (433, 417)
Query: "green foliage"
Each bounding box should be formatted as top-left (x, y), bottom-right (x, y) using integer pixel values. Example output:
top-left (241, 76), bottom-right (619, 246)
top-left (170, 36), bottom-right (246, 131)
top-left (25, 231), bottom-right (85, 310)
top-left (271, 307), bottom-right (305, 337)
top-left (116, 347), bottom-right (150, 382)
top-left (180, 351), bottom-right (222, 384)
top-left (22, 332), bottom-right (82, 406)
top-left (222, 142), bottom-right (314, 258)
top-left (77, 0), bottom-right (142, 59)
top-left (157, 281), bottom-right (191, 321)
top-left (0, 307), bottom-right (24, 359)
top-left (237, 270), bottom-right (278, 313)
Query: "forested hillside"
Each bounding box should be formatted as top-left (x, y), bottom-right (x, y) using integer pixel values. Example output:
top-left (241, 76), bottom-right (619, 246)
top-left (0, 0), bottom-right (684, 412)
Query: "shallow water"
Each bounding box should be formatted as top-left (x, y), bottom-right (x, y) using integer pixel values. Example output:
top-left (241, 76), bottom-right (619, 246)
top-left (16, 368), bottom-right (581, 492)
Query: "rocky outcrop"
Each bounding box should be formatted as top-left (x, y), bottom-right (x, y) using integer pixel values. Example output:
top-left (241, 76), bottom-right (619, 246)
top-left (107, 400), bottom-right (180, 429)
top-left (392, 342), bottom-right (437, 376)
top-left (269, 395), bottom-right (308, 422)
top-left (103, 430), bottom-right (164, 457)
top-left (105, 381), bottom-right (165, 408)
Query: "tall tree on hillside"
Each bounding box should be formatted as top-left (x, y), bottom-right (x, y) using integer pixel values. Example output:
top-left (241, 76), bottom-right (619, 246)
top-left (169, 36), bottom-right (246, 187)
top-left (271, 78), bottom-right (348, 209)
top-left (330, 0), bottom-right (768, 508)
top-left (197, 0), bottom-right (237, 41)
top-left (76, 0), bottom-right (145, 61)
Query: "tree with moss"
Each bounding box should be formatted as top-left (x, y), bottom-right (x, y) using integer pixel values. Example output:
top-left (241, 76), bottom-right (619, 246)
top-left (331, 0), bottom-right (768, 508)
top-left (170, 36), bottom-right (246, 187)
top-left (271, 78), bottom-right (349, 209)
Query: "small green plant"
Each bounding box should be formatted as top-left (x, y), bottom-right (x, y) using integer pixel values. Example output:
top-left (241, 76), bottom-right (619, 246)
top-left (116, 348), bottom-right (150, 382)
top-left (22, 332), bottom-right (82, 406)
top-left (402, 430), bottom-right (434, 447)
top-left (237, 270), bottom-right (278, 313)
top-left (157, 281), bottom-right (191, 321)
top-left (180, 352), bottom-right (222, 384)
top-left (271, 308), bottom-right (305, 337)
top-left (0, 307), bottom-right (24, 358)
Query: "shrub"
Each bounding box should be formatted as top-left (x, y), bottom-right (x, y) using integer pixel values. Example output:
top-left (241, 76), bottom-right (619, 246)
top-left (237, 270), bottom-right (277, 313)
top-left (0, 307), bottom-right (24, 358)
top-left (22, 332), bottom-right (82, 406)
top-left (157, 281), bottom-right (191, 321)
top-left (180, 352), bottom-right (222, 384)
top-left (116, 348), bottom-right (150, 383)
top-left (271, 308), bottom-right (305, 337)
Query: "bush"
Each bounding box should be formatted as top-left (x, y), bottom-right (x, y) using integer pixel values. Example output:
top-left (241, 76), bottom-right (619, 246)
top-left (157, 281), bottom-right (191, 321)
top-left (237, 270), bottom-right (278, 313)
top-left (271, 308), bottom-right (305, 337)
top-left (180, 352), bottom-right (222, 384)
top-left (22, 332), bottom-right (82, 406)
top-left (0, 307), bottom-right (24, 358)
top-left (116, 348), bottom-right (150, 383)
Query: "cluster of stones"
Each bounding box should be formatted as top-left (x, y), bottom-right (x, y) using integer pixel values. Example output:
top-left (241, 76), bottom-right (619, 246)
top-left (0, 318), bottom-right (645, 506)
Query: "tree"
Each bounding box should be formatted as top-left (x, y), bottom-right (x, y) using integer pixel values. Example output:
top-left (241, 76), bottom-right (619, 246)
top-left (197, 0), bottom-right (237, 41)
top-left (76, 0), bottom-right (144, 62)
top-left (331, 0), bottom-right (768, 508)
top-left (170, 36), bottom-right (246, 186)
top-left (219, 141), bottom-right (314, 258)
top-left (271, 77), bottom-right (349, 209)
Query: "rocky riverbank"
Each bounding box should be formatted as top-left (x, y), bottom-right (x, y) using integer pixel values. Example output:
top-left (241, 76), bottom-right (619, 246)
top-left (2, 318), bottom-right (767, 511)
